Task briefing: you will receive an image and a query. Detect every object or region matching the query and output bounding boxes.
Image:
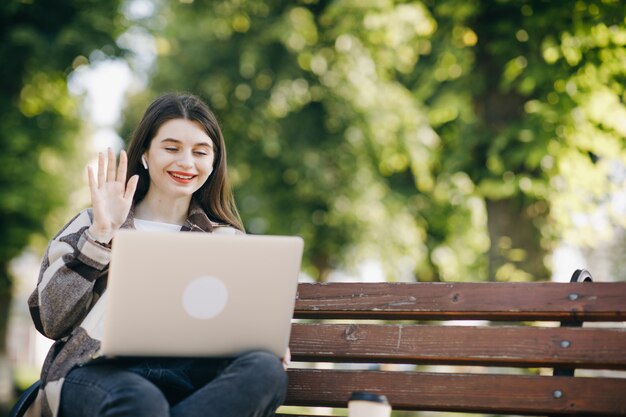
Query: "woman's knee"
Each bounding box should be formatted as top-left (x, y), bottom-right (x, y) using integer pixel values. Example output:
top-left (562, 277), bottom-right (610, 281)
top-left (105, 379), bottom-right (169, 416)
top-left (236, 350), bottom-right (288, 390)
top-left (240, 351), bottom-right (286, 374)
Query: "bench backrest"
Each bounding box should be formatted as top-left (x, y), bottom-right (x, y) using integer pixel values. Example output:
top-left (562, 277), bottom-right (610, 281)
top-left (283, 278), bottom-right (626, 416)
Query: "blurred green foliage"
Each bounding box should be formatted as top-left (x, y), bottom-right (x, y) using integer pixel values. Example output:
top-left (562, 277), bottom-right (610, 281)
top-left (0, 0), bottom-right (125, 360)
top-left (123, 0), bottom-right (625, 282)
top-left (2, 0), bottom-right (625, 307)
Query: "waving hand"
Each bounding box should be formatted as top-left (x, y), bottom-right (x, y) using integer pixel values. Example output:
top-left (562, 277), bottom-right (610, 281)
top-left (87, 148), bottom-right (139, 244)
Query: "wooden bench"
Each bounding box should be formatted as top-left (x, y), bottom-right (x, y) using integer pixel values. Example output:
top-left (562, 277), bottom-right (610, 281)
top-left (279, 270), bottom-right (626, 416)
top-left (11, 270), bottom-right (626, 417)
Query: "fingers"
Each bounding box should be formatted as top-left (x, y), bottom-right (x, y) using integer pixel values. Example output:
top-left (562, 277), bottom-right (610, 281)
top-left (282, 347), bottom-right (291, 370)
top-left (97, 152), bottom-right (105, 187)
top-left (124, 175), bottom-right (139, 200)
top-left (117, 150), bottom-right (128, 183)
top-left (87, 166), bottom-right (97, 198)
top-left (97, 148), bottom-right (128, 185)
top-left (106, 147), bottom-right (116, 182)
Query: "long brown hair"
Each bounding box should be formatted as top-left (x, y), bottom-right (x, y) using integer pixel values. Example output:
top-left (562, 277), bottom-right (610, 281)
top-left (126, 93), bottom-right (244, 232)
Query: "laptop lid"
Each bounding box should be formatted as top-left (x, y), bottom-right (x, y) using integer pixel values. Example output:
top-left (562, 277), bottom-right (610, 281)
top-left (101, 230), bottom-right (304, 358)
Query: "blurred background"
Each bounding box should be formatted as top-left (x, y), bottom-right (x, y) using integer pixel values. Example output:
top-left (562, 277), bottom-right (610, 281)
top-left (2, 0), bottom-right (625, 415)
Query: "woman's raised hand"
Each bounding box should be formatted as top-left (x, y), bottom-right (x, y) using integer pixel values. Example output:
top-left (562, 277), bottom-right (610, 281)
top-left (87, 148), bottom-right (139, 244)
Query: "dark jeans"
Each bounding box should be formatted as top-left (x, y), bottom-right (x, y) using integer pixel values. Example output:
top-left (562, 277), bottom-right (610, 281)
top-left (59, 350), bottom-right (287, 417)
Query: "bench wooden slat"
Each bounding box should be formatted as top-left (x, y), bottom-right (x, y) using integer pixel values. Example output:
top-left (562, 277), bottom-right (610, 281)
top-left (285, 369), bottom-right (626, 415)
top-left (277, 413), bottom-right (335, 417)
top-left (294, 282), bottom-right (626, 321)
top-left (289, 323), bottom-right (626, 369)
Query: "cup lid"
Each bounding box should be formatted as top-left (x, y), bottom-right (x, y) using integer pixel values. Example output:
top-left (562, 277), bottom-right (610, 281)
top-left (349, 391), bottom-right (389, 404)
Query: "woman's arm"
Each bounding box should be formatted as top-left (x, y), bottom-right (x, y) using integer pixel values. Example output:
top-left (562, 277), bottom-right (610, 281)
top-left (29, 149), bottom-right (137, 340)
top-left (28, 209), bottom-right (111, 340)
top-left (28, 148), bottom-right (139, 339)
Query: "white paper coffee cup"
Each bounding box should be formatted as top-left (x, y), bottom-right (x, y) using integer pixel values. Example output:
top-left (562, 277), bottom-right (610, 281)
top-left (348, 392), bottom-right (391, 417)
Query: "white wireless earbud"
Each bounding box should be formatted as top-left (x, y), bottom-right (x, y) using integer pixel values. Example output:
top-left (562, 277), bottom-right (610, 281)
top-left (141, 155), bottom-right (148, 170)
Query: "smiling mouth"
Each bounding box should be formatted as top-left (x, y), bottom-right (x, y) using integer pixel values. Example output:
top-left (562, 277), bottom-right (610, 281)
top-left (168, 171), bottom-right (197, 183)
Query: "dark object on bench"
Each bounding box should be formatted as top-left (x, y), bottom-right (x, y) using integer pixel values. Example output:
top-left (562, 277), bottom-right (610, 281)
top-left (281, 270), bottom-right (626, 416)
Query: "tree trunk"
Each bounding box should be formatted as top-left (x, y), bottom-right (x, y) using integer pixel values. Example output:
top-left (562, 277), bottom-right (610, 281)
top-left (486, 198), bottom-right (550, 281)
top-left (471, 3), bottom-right (551, 283)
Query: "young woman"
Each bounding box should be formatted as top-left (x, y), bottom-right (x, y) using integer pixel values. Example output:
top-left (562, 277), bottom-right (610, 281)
top-left (27, 93), bottom-right (289, 417)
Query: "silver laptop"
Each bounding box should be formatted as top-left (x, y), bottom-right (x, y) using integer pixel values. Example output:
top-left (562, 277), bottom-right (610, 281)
top-left (101, 230), bottom-right (304, 358)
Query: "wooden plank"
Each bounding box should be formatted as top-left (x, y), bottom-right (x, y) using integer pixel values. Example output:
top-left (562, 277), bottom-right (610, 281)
top-left (274, 413), bottom-right (330, 417)
top-left (274, 410), bottom-right (337, 417)
top-left (285, 369), bottom-right (626, 415)
top-left (289, 323), bottom-right (626, 369)
top-left (294, 282), bottom-right (626, 321)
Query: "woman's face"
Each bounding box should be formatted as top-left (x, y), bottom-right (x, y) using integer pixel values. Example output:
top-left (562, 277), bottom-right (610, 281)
top-left (143, 118), bottom-right (215, 200)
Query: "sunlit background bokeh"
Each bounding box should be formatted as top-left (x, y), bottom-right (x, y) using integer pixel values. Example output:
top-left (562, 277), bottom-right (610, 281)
top-left (2, 0), bottom-right (626, 415)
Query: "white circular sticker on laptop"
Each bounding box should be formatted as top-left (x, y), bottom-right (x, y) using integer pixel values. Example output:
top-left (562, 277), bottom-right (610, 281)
top-left (182, 276), bottom-right (228, 319)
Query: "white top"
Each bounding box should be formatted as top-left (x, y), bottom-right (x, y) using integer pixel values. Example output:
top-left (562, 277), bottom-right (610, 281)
top-left (134, 218), bottom-right (182, 232)
top-left (134, 218), bottom-right (241, 235)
